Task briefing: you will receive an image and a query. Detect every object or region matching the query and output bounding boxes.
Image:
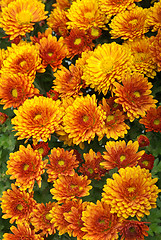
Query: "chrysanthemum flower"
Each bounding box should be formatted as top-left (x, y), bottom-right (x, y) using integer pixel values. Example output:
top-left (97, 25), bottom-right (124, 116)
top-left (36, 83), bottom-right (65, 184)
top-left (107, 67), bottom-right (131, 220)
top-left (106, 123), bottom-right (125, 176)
top-left (109, 6), bottom-right (149, 40)
top-left (30, 202), bottom-right (56, 237)
top-left (0, 0), bottom-right (48, 40)
top-left (99, 98), bottom-right (130, 140)
top-left (64, 200), bottom-right (89, 240)
top-left (87, 26), bottom-right (102, 40)
top-left (47, 7), bottom-right (69, 37)
top-left (2, 223), bottom-right (43, 240)
top-left (138, 153), bottom-right (155, 170)
top-left (53, 64), bottom-right (84, 98)
top-left (0, 73), bottom-right (39, 109)
top-left (123, 38), bottom-right (157, 78)
top-left (98, 0), bottom-right (139, 17)
top-left (79, 149), bottom-right (107, 180)
top-left (82, 42), bottom-right (134, 95)
top-left (6, 144), bottom-right (47, 192)
top-left (81, 200), bottom-right (122, 240)
top-left (149, 30), bottom-right (161, 71)
top-left (146, 1), bottom-right (161, 32)
top-left (102, 166), bottom-right (161, 220)
top-left (66, 0), bottom-right (107, 31)
top-left (0, 112), bottom-right (8, 124)
top-left (37, 34), bottom-right (67, 71)
top-left (11, 96), bottom-right (64, 144)
top-left (63, 94), bottom-right (106, 145)
top-left (139, 106), bottom-right (161, 132)
top-left (52, 0), bottom-right (73, 10)
top-left (101, 140), bottom-right (144, 170)
top-left (50, 172), bottom-right (92, 203)
top-left (114, 72), bottom-right (157, 122)
top-left (64, 27), bottom-right (94, 58)
top-left (118, 220), bottom-right (149, 240)
top-left (49, 199), bottom-right (81, 235)
top-left (137, 135), bottom-right (150, 147)
top-left (1, 41), bottom-right (45, 77)
top-left (30, 28), bottom-right (53, 44)
top-left (46, 147), bottom-right (79, 182)
top-left (0, 184), bottom-right (36, 224)
top-left (32, 141), bottom-right (50, 158)
top-left (46, 89), bottom-right (59, 100)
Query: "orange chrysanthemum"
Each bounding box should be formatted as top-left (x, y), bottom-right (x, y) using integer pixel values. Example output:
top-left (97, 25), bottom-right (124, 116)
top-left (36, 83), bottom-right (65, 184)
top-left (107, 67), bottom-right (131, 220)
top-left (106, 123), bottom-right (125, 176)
top-left (123, 38), bottom-right (157, 78)
top-left (11, 96), bottom-right (64, 144)
top-left (0, 0), bottom-right (48, 40)
top-left (46, 147), bottom-right (79, 182)
top-left (82, 42), bottom-right (134, 95)
top-left (66, 0), bottom-right (107, 31)
top-left (102, 166), bottom-right (161, 220)
top-left (32, 141), bottom-right (50, 158)
top-left (79, 149), bottom-right (107, 180)
top-left (46, 89), bottom-right (59, 100)
top-left (109, 6), bottom-right (149, 40)
top-left (30, 28), bottom-right (53, 45)
top-left (1, 42), bottom-right (45, 77)
top-left (118, 220), bottom-right (149, 240)
top-left (0, 184), bottom-right (36, 224)
top-left (139, 106), bottom-right (161, 132)
top-left (6, 144), bottom-right (47, 192)
top-left (138, 153), bottom-right (155, 170)
top-left (137, 135), bottom-right (150, 147)
top-left (0, 73), bottom-right (39, 109)
top-left (101, 140), bottom-right (144, 170)
top-left (149, 30), bottom-right (161, 71)
top-left (63, 94), bottom-right (106, 145)
top-left (47, 7), bottom-right (69, 37)
top-left (146, 1), bottom-right (161, 32)
top-left (81, 200), bottom-right (122, 240)
top-left (50, 172), bottom-right (92, 203)
top-left (99, 98), bottom-right (130, 140)
top-left (2, 223), bottom-right (43, 240)
top-left (37, 34), bottom-right (67, 71)
top-left (53, 64), bottom-right (84, 98)
top-left (64, 27), bottom-right (94, 58)
top-left (30, 202), bottom-right (56, 237)
top-left (114, 72), bottom-right (157, 122)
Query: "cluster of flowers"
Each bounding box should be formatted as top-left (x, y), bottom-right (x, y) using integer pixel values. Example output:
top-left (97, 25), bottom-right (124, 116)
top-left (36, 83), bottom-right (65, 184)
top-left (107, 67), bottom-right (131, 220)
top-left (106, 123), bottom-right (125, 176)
top-left (0, 0), bottom-right (161, 239)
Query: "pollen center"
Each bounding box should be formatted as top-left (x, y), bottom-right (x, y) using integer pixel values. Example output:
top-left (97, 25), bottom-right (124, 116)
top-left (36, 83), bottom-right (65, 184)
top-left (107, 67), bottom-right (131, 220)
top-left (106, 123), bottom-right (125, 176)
top-left (38, 147), bottom-right (44, 154)
top-left (23, 164), bottom-right (29, 171)
top-left (101, 60), bottom-right (113, 74)
top-left (34, 114), bottom-right (42, 121)
top-left (74, 38), bottom-right (82, 45)
top-left (129, 19), bottom-right (138, 26)
top-left (83, 115), bottom-right (89, 122)
top-left (19, 60), bottom-right (27, 68)
top-left (48, 52), bottom-right (53, 57)
top-left (16, 10), bottom-right (33, 25)
top-left (106, 115), bottom-right (114, 122)
top-left (45, 213), bottom-right (52, 221)
top-left (11, 89), bottom-right (18, 98)
top-left (142, 160), bottom-right (149, 166)
top-left (58, 160), bottom-right (65, 166)
top-left (154, 119), bottom-right (160, 125)
top-left (88, 168), bottom-right (94, 174)
top-left (133, 91), bottom-right (141, 97)
top-left (17, 204), bottom-right (23, 211)
top-left (128, 186), bottom-right (136, 193)
top-left (84, 11), bottom-right (94, 19)
top-left (91, 27), bottom-right (100, 37)
top-left (120, 155), bottom-right (126, 162)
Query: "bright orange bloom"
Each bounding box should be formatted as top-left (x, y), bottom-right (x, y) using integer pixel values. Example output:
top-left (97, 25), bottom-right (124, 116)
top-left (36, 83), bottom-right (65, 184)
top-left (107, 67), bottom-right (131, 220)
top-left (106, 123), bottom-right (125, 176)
top-left (81, 200), bottom-right (122, 240)
top-left (138, 153), bottom-right (155, 170)
top-left (137, 135), bottom-right (150, 147)
top-left (0, 0), bottom-right (48, 40)
top-left (82, 42), bottom-right (134, 95)
top-left (30, 202), bottom-right (56, 237)
top-left (114, 72), bottom-right (157, 122)
top-left (63, 94), bottom-right (106, 145)
top-left (0, 73), bottom-right (39, 109)
top-left (109, 6), bottom-right (149, 40)
top-left (0, 184), bottom-right (36, 224)
top-left (37, 34), bottom-right (67, 71)
top-left (11, 96), bottom-right (64, 144)
top-left (101, 140), bottom-right (144, 170)
top-left (32, 142), bottom-right (50, 158)
top-left (46, 147), bottom-right (79, 182)
top-left (139, 106), bottom-right (161, 132)
top-left (2, 223), bottom-right (43, 240)
top-left (118, 220), bottom-right (149, 240)
top-left (6, 144), bottom-right (47, 192)
top-left (146, 1), bottom-right (161, 32)
top-left (30, 28), bottom-right (53, 44)
top-left (149, 30), bottom-right (161, 71)
top-left (102, 166), bottom-right (161, 220)
top-left (50, 172), bottom-right (92, 203)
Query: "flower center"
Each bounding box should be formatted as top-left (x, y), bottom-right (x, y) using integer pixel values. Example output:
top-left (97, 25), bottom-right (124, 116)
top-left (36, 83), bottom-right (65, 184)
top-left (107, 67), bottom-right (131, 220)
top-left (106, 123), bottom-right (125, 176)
top-left (91, 27), bottom-right (100, 37)
top-left (84, 11), bottom-right (94, 19)
top-left (129, 19), bottom-right (138, 26)
top-left (16, 10), bottom-right (33, 25)
top-left (58, 160), bottom-right (65, 166)
top-left (34, 114), bottom-right (42, 121)
top-left (38, 147), bottom-right (44, 154)
top-left (45, 213), bottom-right (52, 221)
top-left (133, 91), bottom-right (141, 98)
top-left (127, 186), bottom-right (136, 193)
top-left (142, 160), bottom-right (149, 166)
top-left (106, 115), bottom-right (114, 122)
top-left (154, 119), bottom-right (160, 125)
top-left (19, 60), bottom-right (27, 68)
top-left (129, 226), bottom-right (136, 233)
top-left (17, 204), bottom-right (23, 211)
top-left (101, 60), bottom-right (113, 74)
top-left (48, 52), bottom-right (53, 57)
top-left (23, 164), bottom-right (29, 171)
top-left (83, 115), bottom-right (89, 122)
top-left (88, 168), bottom-right (94, 174)
top-left (120, 155), bottom-right (126, 162)
top-left (74, 38), bottom-right (82, 45)
top-left (11, 89), bottom-right (18, 98)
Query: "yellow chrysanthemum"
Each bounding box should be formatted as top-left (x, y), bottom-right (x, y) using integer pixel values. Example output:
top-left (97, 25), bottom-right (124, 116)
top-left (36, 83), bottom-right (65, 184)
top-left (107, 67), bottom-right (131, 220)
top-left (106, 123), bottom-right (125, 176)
top-left (66, 0), bottom-right (108, 31)
top-left (102, 166), bottom-right (161, 220)
top-left (82, 42), bottom-right (134, 95)
top-left (146, 0), bottom-right (161, 32)
top-left (0, 0), bottom-right (48, 40)
top-left (1, 41), bottom-right (45, 77)
top-left (149, 30), bottom-right (161, 71)
top-left (63, 94), bottom-right (106, 145)
top-left (11, 96), bottom-right (64, 144)
top-left (109, 6), bottom-right (149, 41)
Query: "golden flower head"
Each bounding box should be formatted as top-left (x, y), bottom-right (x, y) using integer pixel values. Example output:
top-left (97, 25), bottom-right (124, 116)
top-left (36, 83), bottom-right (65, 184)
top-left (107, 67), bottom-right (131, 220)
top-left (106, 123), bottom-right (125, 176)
top-left (0, 0), bottom-right (48, 40)
top-left (114, 72), bottom-right (157, 122)
top-left (102, 166), bottom-right (161, 220)
top-left (146, 1), bottom-right (161, 32)
top-left (11, 96), bottom-right (64, 144)
top-left (82, 42), bottom-right (134, 95)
